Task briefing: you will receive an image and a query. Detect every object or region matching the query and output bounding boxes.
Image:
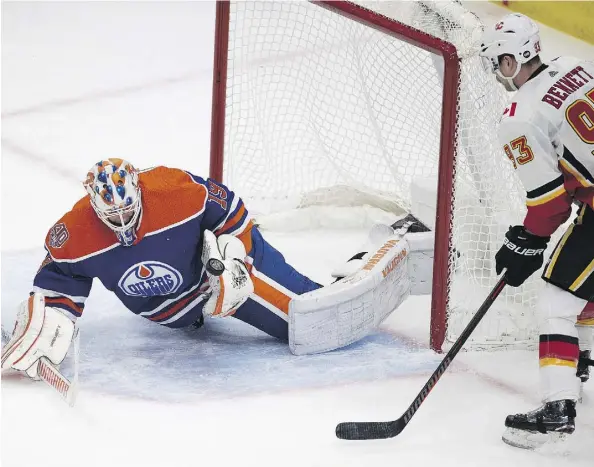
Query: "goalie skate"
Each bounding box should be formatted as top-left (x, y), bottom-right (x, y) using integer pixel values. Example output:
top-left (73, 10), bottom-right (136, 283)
top-left (391, 213), bottom-right (430, 234)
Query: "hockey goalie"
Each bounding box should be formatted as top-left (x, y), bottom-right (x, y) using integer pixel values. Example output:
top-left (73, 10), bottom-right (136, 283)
top-left (1, 158), bottom-right (434, 391)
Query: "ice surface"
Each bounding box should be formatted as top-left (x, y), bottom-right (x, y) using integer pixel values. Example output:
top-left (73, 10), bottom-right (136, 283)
top-left (2, 2), bottom-right (594, 466)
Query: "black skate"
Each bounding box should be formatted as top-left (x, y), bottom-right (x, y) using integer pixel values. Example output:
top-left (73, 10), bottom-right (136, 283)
top-left (502, 400), bottom-right (576, 450)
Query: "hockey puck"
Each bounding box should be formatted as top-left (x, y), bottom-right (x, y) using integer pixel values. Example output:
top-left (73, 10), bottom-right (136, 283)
top-left (206, 258), bottom-right (225, 276)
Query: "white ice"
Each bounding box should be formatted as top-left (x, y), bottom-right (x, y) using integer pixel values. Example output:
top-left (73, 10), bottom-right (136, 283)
top-left (2, 2), bottom-right (594, 467)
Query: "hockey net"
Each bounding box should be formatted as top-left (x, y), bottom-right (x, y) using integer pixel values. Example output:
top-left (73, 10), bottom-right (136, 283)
top-left (210, 0), bottom-right (542, 351)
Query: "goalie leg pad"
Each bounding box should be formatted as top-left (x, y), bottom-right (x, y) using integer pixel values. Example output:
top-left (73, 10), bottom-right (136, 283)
top-left (289, 237), bottom-right (410, 355)
top-left (1, 294), bottom-right (46, 373)
top-left (331, 221), bottom-right (434, 296)
top-left (331, 223), bottom-right (395, 280)
top-left (1, 293), bottom-right (75, 378)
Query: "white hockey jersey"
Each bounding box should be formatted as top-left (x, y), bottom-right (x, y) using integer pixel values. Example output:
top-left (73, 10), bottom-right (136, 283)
top-left (498, 56), bottom-right (594, 237)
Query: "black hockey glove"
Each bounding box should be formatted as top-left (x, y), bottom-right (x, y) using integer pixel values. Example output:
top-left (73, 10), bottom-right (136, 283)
top-left (495, 225), bottom-right (550, 287)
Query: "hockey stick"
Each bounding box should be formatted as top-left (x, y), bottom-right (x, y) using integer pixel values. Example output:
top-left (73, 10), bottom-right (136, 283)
top-left (335, 275), bottom-right (507, 440)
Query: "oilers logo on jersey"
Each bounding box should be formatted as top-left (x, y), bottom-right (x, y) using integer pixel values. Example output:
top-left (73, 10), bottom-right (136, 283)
top-left (118, 261), bottom-right (183, 297)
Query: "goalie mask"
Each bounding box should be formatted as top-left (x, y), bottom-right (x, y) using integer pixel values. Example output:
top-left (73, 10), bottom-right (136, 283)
top-left (479, 13), bottom-right (541, 91)
top-left (84, 159), bottom-right (142, 247)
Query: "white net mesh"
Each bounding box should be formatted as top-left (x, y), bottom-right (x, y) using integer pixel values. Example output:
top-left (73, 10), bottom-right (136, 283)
top-left (218, 1), bottom-right (544, 349)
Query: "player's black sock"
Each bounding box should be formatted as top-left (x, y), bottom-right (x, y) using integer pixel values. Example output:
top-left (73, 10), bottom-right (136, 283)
top-left (577, 350), bottom-right (591, 383)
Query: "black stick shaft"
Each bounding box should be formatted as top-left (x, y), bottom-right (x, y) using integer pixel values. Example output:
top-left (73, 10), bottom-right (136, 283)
top-left (336, 276), bottom-right (507, 440)
top-left (400, 277), bottom-right (507, 422)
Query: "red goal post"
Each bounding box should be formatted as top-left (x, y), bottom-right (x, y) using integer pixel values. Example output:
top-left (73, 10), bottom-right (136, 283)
top-left (208, 1), bottom-right (533, 352)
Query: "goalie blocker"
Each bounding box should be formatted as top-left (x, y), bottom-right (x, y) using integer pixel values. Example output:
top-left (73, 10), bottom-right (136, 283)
top-left (289, 218), bottom-right (434, 355)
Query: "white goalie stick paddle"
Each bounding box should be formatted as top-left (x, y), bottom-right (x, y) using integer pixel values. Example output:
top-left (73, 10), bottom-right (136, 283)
top-left (1, 324), bottom-right (80, 407)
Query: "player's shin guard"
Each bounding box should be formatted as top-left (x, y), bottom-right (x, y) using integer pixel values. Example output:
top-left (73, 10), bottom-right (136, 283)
top-left (539, 331), bottom-right (580, 403)
top-left (537, 285), bottom-right (582, 403)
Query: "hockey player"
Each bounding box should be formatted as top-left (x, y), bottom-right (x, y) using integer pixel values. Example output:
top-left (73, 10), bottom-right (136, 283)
top-left (480, 13), bottom-right (594, 448)
top-left (1, 159), bottom-right (412, 381)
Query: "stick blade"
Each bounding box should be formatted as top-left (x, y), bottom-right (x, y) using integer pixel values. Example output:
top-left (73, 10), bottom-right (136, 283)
top-left (335, 420), bottom-right (404, 440)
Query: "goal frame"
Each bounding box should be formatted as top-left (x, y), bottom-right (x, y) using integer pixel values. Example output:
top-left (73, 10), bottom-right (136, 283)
top-left (209, 0), bottom-right (462, 352)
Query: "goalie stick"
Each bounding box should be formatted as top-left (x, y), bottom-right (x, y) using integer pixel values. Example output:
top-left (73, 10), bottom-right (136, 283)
top-left (335, 275), bottom-right (507, 440)
top-left (1, 324), bottom-right (80, 407)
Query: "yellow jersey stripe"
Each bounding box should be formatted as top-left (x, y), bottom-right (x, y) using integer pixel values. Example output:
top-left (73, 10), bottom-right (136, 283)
top-left (526, 185), bottom-right (567, 207)
top-left (543, 224), bottom-right (575, 279)
top-left (559, 159), bottom-right (593, 188)
top-left (570, 258), bottom-right (594, 292)
top-left (539, 357), bottom-right (577, 368)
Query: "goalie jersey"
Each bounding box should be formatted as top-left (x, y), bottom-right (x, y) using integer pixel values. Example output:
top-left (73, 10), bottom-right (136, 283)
top-left (498, 56), bottom-right (594, 237)
top-left (32, 167), bottom-right (255, 328)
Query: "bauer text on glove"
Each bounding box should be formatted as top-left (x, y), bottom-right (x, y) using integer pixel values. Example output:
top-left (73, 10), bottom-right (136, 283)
top-left (495, 225), bottom-right (550, 287)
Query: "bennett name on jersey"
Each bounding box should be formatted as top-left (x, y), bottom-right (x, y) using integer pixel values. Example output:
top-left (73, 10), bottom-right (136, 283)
top-left (541, 65), bottom-right (593, 109)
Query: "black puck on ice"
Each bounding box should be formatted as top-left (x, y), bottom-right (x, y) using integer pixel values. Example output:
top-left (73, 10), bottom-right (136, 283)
top-left (206, 258), bottom-right (225, 276)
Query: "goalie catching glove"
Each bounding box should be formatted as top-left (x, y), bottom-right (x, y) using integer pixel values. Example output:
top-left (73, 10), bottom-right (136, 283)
top-left (1, 293), bottom-right (75, 379)
top-left (201, 229), bottom-right (254, 318)
top-left (495, 225), bottom-right (550, 287)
